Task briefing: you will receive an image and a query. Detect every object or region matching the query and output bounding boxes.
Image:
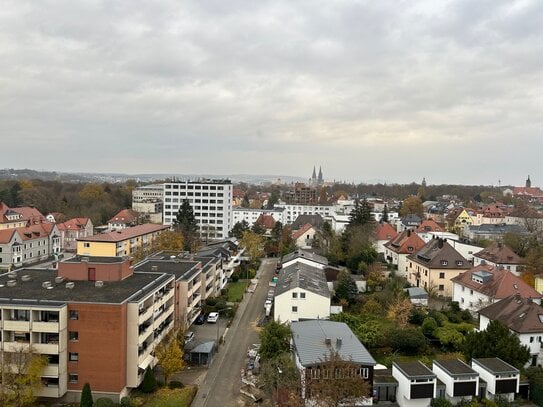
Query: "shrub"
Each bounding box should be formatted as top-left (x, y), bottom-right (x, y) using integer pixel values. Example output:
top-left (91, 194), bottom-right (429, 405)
top-left (421, 317), bottom-right (438, 337)
top-left (431, 398), bottom-right (453, 407)
top-left (94, 398), bottom-right (115, 407)
top-left (428, 310), bottom-right (448, 326)
top-left (141, 366), bottom-right (157, 393)
top-left (205, 298), bottom-right (218, 307)
top-left (120, 397), bottom-right (132, 407)
top-left (387, 327), bottom-right (427, 355)
top-left (230, 272), bottom-right (240, 283)
top-left (168, 380), bottom-right (184, 389)
top-left (80, 382), bottom-right (93, 407)
top-left (408, 307), bottom-right (427, 325)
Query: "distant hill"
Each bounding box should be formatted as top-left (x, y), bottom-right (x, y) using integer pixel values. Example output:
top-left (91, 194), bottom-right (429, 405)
top-left (0, 168), bottom-right (306, 185)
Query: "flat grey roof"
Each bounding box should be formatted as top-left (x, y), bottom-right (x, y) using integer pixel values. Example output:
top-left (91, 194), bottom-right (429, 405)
top-left (472, 358), bottom-right (519, 374)
top-left (434, 359), bottom-right (478, 377)
top-left (291, 320), bottom-right (376, 367)
top-left (0, 268), bottom-right (172, 305)
top-left (393, 361), bottom-right (435, 379)
top-left (135, 259), bottom-right (201, 281)
top-left (63, 256), bottom-right (128, 264)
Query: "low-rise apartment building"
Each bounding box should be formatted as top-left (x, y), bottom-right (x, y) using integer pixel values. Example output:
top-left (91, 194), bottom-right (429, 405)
top-left (76, 224), bottom-right (169, 257)
top-left (232, 207), bottom-right (286, 227)
top-left (56, 218), bottom-right (93, 252)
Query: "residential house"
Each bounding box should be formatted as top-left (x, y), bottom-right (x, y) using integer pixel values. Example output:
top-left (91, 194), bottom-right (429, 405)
top-left (0, 223), bottom-right (61, 270)
top-left (292, 223), bottom-right (318, 249)
top-left (76, 224), bottom-right (169, 257)
top-left (291, 320), bottom-right (376, 405)
top-left (274, 263), bottom-right (330, 323)
top-left (232, 207), bottom-right (286, 228)
top-left (273, 203), bottom-right (332, 226)
top-left (281, 249), bottom-right (328, 270)
top-left (108, 209), bottom-right (139, 231)
top-left (432, 359), bottom-right (479, 404)
top-left (473, 243), bottom-right (523, 276)
top-left (415, 219), bottom-right (444, 242)
top-left (56, 218), bottom-right (94, 252)
top-left (291, 214), bottom-right (324, 231)
top-left (397, 214), bottom-right (422, 233)
top-left (466, 224), bottom-right (529, 242)
top-left (132, 184), bottom-right (164, 224)
top-left (404, 287), bottom-right (429, 307)
top-left (384, 230), bottom-right (426, 277)
top-left (471, 358), bottom-right (520, 402)
top-left (392, 361), bottom-right (436, 407)
top-left (254, 213), bottom-right (276, 235)
top-left (452, 209), bottom-right (474, 236)
top-left (406, 238), bottom-right (470, 297)
top-left (452, 264), bottom-right (541, 313)
top-left (479, 295), bottom-right (543, 367)
top-left (374, 222), bottom-right (398, 256)
top-left (0, 202), bottom-right (43, 229)
top-left (0, 257), bottom-right (176, 402)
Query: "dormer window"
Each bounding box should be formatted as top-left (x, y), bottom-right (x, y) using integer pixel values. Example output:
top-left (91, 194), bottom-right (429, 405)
top-left (456, 261), bottom-right (463, 266)
top-left (408, 246), bottom-right (414, 252)
top-left (441, 260), bottom-right (448, 266)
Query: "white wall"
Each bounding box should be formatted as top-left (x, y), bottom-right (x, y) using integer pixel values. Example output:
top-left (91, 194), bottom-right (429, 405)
top-left (392, 365), bottom-right (435, 407)
top-left (274, 288), bottom-right (330, 323)
top-left (282, 258), bottom-right (326, 270)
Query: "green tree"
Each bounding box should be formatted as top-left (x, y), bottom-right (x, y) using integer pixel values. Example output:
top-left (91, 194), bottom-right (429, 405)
top-left (230, 220), bottom-right (250, 239)
top-left (387, 327), bottom-right (427, 355)
top-left (399, 196), bottom-right (424, 218)
top-left (155, 338), bottom-right (184, 384)
top-left (260, 353), bottom-right (300, 405)
top-left (259, 320), bottom-right (291, 360)
top-left (462, 320), bottom-right (530, 369)
top-left (335, 270), bottom-right (358, 304)
top-left (141, 366), bottom-right (157, 393)
top-left (241, 194), bottom-right (250, 208)
top-left (381, 204), bottom-right (389, 223)
top-left (421, 317), bottom-right (438, 337)
top-left (0, 346), bottom-right (48, 407)
top-left (80, 382), bottom-right (94, 407)
top-left (266, 189), bottom-right (280, 209)
top-left (348, 198), bottom-right (372, 227)
top-left (173, 199), bottom-right (199, 252)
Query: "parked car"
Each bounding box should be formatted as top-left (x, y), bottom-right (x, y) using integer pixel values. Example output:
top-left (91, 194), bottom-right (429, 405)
top-left (194, 314), bottom-right (206, 325)
top-left (185, 331), bottom-right (195, 343)
top-left (207, 312), bottom-right (219, 323)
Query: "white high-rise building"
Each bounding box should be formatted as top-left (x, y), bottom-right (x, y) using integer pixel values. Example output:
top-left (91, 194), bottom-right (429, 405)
top-left (163, 180), bottom-right (233, 239)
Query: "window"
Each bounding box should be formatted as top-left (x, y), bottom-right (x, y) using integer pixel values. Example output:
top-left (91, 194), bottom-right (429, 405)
top-left (300, 292), bottom-right (306, 299)
top-left (83, 243), bottom-right (90, 248)
top-left (69, 310), bottom-right (79, 320)
top-left (530, 337), bottom-right (534, 343)
top-left (292, 292), bottom-right (298, 298)
top-left (441, 260), bottom-right (448, 266)
top-left (439, 272), bottom-right (445, 279)
top-left (69, 331), bottom-right (79, 341)
top-left (69, 352), bottom-right (79, 362)
top-left (69, 373), bottom-right (78, 384)
top-left (438, 285), bottom-right (444, 291)
top-left (292, 306), bottom-right (298, 313)
top-left (456, 260), bottom-right (464, 266)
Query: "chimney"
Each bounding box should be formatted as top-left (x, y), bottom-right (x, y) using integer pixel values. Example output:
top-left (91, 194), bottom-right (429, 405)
top-left (336, 338), bottom-right (342, 347)
top-left (407, 230), bottom-right (411, 237)
top-left (325, 338), bottom-right (331, 345)
top-left (438, 238), bottom-right (443, 248)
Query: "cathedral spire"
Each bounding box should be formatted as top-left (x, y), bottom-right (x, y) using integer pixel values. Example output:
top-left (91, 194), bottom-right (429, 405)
top-left (526, 175), bottom-right (531, 188)
top-left (318, 166), bottom-right (323, 183)
top-left (311, 166), bottom-right (316, 181)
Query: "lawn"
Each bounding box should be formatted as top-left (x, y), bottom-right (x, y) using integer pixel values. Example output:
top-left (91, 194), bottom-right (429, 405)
top-left (227, 281), bottom-right (248, 302)
top-left (142, 387), bottom-right (197, 407)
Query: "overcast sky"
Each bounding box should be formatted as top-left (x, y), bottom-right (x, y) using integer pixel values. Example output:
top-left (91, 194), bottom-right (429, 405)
top-left (1, 1), bottom-right (542, 185)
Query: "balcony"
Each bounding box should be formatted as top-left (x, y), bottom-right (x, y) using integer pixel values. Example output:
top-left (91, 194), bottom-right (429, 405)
top-left (33, 342), bottom-right (59, 354)
top-left (42, 364), bottom-right (60, 377)
top-left (3, 341), bottom-right (31, 352)
top-left (37, 384), bottom-right (61, 398)
top-left (138, 306), bottom-right (153, 323)
top-left (4, 320), bottom-right (30, 331)
top-left (33, 321), bottom-right (60, 333)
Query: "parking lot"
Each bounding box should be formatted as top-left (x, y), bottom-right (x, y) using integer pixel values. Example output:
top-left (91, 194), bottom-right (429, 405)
top-left (184, 316), bottom-right (228, 351)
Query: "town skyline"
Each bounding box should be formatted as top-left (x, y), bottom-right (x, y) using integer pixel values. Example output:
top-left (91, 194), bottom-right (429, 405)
top-left (2, 1), bottom-right (542, 185)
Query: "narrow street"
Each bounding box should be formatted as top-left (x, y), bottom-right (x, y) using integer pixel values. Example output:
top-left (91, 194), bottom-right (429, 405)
top-left (192, 258), bottom-right (276, 407)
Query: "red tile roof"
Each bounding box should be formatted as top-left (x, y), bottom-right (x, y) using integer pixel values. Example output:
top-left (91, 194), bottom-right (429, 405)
top-left (108, 209), bottom-right (138, 225)
top-left (0, 228), bottom-right (16, 244)
top-left (255, 214), bottom-right (276, 229)
top-left (416, 219), bottom-right (444, 233)
top-left (384, 229), bottom-right (426, 255)
top-left (375, 222), bottom-right (398, 241)
top-left (292, 223), bottom-right (315, 241)
top-left (0, 223), bottom-right (57, 244)
top-left (78, 224), bottom-right (169, 243)
top-left (57, 218), bottom-right (91, 232)
top-left (513, 187), bottom-right (543, 198)
top-left (451, 264), bottom-right (541, 300)
top-left (14, 206), bottom-right (47, 224)
top-left (474, 243), bottom-right (522, 265)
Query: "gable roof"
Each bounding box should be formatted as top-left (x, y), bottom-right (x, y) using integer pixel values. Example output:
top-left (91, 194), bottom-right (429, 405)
top-left (254, 214), bottom-right (276, 230)
top-left (275, 262), bottom-right (330, 298)
top-left (407, 238), bottom-right (468, 269)
top-left (479, 295), bottom-right (543, 334)
top-left (416, 219), bottom-right (444, 233)
top-left (57, 218), bottom-right (91, 232)
top-left (474, 243), bottom-right (522, 265)
top-left (451, 264), bottom-right (541, 300)
top-left (384, 229), bottom-right (426, 255)
top-left (292, 223), bottom-right (315, 241)
top-left (281, 249), bottom-right (328, 267)
top-left (14, 206), bottom-right (47, 224)
top-left (108, 209), bottom-right (138, 225)
top-left (0, 228), bottom-right (17, 244)
top-left (513, 186), bottom-right (543, 198)
top-left (291, 320), bottom-right (376, 367)
top-left (78, 224), bottom-right (168, 243)
top-left (375, 222), bottom-right (398, 241)
top-left (401, 214), bottom-right (421, 226)
top-left (291, 214), bottom-right (324, 231)
top-left (0, 202), bottom-right (23, 223)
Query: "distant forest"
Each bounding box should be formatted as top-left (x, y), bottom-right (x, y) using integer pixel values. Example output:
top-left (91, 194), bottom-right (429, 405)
top-left (0, 176), bottom-right (508, 228)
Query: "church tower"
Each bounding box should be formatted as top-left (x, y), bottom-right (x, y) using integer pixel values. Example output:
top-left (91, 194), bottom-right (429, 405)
top-left (526, 175), bottom-right (532, 188)
top-left (317, 166), bottom-right (323, 185)
top-left (310, 166), bottom-right (317, 185)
